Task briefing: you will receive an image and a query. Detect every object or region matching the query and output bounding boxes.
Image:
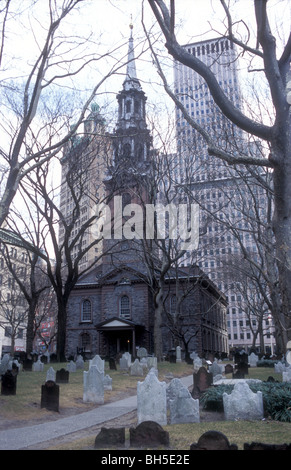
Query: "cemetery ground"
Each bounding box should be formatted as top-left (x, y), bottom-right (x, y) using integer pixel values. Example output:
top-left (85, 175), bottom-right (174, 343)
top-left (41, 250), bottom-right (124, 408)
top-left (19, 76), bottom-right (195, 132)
top-left (1, 361), bottom-right (291, 450)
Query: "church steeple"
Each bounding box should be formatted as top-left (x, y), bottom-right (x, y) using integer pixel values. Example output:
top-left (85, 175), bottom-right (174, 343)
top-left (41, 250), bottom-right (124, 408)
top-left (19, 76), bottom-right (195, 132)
top-left (113, 22), bottom-right (152, 167)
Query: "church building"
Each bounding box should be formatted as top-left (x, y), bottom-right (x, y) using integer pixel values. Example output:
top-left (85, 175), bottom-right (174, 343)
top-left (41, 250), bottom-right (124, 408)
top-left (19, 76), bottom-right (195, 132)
top-left (65, 25), bottom-right (228, 361)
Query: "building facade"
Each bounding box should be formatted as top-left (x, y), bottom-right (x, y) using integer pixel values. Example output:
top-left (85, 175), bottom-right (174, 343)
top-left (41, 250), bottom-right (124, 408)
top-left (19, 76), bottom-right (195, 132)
top-left (65, 27), bottom-right (228, 360)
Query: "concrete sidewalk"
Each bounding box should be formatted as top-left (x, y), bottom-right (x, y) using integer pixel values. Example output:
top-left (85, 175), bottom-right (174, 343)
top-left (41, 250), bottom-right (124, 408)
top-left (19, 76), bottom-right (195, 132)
top-left (0, 375), bottom-right (193, 450)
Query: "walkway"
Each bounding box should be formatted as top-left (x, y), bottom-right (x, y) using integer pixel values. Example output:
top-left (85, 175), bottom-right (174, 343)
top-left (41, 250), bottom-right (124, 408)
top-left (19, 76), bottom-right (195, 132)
top-left (0, 375), bottom-right (193, 450)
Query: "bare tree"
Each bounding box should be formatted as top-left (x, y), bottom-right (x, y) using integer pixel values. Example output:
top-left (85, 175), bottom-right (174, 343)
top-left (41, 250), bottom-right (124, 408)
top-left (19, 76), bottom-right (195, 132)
top-left (0, 0), bottom-right (132, 227)
top-left (146, 0), bottom-right (291, 342)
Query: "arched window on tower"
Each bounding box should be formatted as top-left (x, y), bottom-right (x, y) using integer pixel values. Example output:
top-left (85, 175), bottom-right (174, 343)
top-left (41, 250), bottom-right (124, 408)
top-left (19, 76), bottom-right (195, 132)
top-left (120, 295), bottom-right (131, 319)
top-left (81, 299), bottom-right (92, 322)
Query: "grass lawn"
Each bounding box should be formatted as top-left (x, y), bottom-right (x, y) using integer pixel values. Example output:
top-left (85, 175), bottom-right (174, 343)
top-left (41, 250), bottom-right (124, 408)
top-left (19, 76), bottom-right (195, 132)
top-left (1, 360), bottom-right (291, 450)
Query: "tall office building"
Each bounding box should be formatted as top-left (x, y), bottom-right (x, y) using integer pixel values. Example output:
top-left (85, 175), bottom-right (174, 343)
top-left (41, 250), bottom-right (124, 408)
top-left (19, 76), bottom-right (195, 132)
top-left (174, 37), bottom-right (275, 353)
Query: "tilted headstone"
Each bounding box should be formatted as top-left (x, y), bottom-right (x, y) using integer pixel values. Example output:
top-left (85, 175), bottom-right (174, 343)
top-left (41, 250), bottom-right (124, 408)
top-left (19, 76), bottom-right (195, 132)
top-left (41, 380), bottom-right (59, 412)
top-left (46, 367), bottom-right (56, 382)
top-left (130, 359), bottom-right (144, 377)
top-left (192, 366), bottom-right (213, 397)
top-left (1, 370), bottom-right (17, 395)
top-left (167, 378), bottom-right (199, 424)
top-left (223, 382), bottom-right (264, 421)
top-left (56, 368), bottom-right (69, 384)
top-left (83, 365), bottom-right (104, 404)
top-left (137, 368), bottom-right (167, 425)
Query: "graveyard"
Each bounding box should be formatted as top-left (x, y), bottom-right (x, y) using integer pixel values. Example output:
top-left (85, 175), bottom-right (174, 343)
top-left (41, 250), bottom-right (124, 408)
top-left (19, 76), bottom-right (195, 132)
top-left (1, 351), bottom-right (291, 450)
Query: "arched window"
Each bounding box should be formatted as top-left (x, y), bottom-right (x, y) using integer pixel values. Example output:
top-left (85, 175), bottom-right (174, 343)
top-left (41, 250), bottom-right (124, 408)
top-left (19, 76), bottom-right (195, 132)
top-left (81, 299), bottom-right (92, 322)
top-left (120, 295), bottom-right (131, 319)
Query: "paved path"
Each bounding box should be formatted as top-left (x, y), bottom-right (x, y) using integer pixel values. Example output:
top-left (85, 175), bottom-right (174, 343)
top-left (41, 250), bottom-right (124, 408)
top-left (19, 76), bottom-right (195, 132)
top-left (0, 375), bottom-right (193, 450)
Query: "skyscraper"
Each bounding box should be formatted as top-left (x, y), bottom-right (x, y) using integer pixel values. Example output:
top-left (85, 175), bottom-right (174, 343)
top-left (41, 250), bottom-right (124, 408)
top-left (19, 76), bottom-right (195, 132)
top-left (174, 37), bottom-right (274, 354)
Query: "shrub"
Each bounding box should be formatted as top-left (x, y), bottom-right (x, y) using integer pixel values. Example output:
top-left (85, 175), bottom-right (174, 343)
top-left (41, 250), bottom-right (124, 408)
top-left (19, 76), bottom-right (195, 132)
top-left (257, 360), bottom-right (275, 368)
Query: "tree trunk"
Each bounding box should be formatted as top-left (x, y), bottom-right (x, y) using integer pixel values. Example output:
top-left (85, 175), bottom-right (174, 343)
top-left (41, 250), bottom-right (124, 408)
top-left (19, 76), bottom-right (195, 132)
top-left (26, 298), bottom-right (38, 354)
top-left (56, 297), bottom-right (68, 362)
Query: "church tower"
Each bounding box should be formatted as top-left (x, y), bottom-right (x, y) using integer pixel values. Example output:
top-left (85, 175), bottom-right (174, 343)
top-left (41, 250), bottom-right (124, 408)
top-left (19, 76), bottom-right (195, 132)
top-left (102, 22), bottom-right (154, 270)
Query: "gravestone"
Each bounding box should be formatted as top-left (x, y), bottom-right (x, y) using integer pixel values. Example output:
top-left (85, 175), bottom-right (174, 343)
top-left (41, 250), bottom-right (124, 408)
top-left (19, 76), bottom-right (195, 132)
top-left (0, 354), bottom-right (11, 375)
top-left (103, 374), bottom-right (112, 391)
top-left (41, 380), bottom-right (59, 412)
top-left (119, 352), bottom-right (131, 371)
top-left (190, 431), bottom-right (238, 450)
top-left (129, 421), bottom-right (169, 448)
top-left (76, 355), bottom-right (84, 369)
top-left (22, 358), bottom-right (33, 371)
top-left (46, 367), bottom-right (56, 382)
top-left (248, 352), bottom-right (259, 367)
top-left (137, 347), bottom-right (147, 359)
top-left (244, 442), bottom-right (291, 451)
top-left (167, 378), bottom-right (200, 424)
top-left (130, 359), bottom-right (144, 377)
top-left (89, 355), bottom-right (104, 372)
top-left (83, 365), bottom-right (104, 404)
top-left (109, 357), bottom-right (117, 370)
top-left (147, 356), bottom-right (157, 369)
top-left (33, 358), bottom-right (44, 372)
top-left (209, 360), bottom-right (223, 377)
top-left (137, 368), bottom-right (167, 425)
top-left (176, 346), bottom-right (182, 363)
top-left (94, 428), bottom-right (125, 448)
top-left (1, 370), bottom-right (17, 395)
top-left (282, 367), bottom-right (291, 383)
top-left (193, 356), bottom-right (202, 372)
top-left (192, 366), bottom-right (213, 398)
top-left (66, 360), bottom-right (76, 372)
top-left (225, 364), bottom-right (234, 375)
top-left (56, 368), bottom-right (69, 384)
top-left (234, 352), bottom-right (249, 377)
top-left (223, 382), bottom-right (264, 421)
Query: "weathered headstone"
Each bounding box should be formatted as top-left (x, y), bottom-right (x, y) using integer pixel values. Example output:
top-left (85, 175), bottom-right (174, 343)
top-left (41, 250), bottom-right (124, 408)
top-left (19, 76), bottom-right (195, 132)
top-left (22, 358), bottom-right (33, 371)
top-left (130, 359), bottom-right (144, 377)
top-left (83, 365), bottom-right (104, 404)
top-left (190, 431), bottom-right (238, 450)
top-left (129, 421), bottom-right (169, 448)
top-left (193, 356), bottom-right (202, 372)
top-left (119, 352), bottom-right (131, 371)
top-left (56, 368), bottom-right (69, 384)
top-left (282, 367), bottom-right (291, 383)
top-left (209, 360), bottom-right (223, 377)
top-left (0, 354), bottom-right (11, 376)
top-left (167, 378), bottom-right (200, 424)
top-left (225, 364), bottom-right (234, 375)
top-left (137, 368), bottom-right (167, 425)
top-left (94, 428), bottom-right (125, 448)
top-left (223, 382), bottom-right (264, 421)
top-left (147, 356), bottom-right (157, 369)
top-left (41, 380), bottom-right (59, 412)
top-left (1, 370), bottom-right (17, 395)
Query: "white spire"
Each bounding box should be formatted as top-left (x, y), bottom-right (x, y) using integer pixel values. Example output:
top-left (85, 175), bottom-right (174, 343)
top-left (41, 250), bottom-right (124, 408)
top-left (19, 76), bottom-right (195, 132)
top-left (124, 20), bottom-right (141, 90)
